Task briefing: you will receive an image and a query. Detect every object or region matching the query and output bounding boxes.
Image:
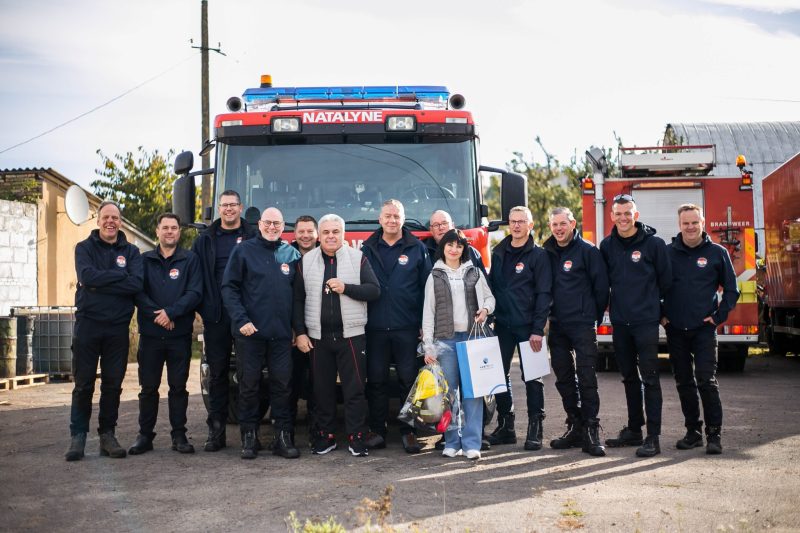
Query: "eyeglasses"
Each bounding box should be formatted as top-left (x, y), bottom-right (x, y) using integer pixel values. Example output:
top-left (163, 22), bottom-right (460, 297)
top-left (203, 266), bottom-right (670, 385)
top-left (430, 222), bottom-right (451, 230)
top-left (219, 202), bottom-right (240, 209)
top-left (508, 219), bottom-right (528, 226)
top-left (613, 194), bottom-right (634, 203)
top-left (260, 220), bottom-right (283, 227)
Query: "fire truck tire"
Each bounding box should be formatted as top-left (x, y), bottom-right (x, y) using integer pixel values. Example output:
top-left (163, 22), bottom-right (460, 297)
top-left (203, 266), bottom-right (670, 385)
top-left (721, 345), bottom-right (748, 373)
top-left (767, 328), bottom-right (789, 356)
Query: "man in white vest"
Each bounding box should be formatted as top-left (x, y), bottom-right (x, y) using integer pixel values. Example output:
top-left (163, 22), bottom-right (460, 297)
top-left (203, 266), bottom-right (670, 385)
top-left (293, 214), bottom-right (381, 457)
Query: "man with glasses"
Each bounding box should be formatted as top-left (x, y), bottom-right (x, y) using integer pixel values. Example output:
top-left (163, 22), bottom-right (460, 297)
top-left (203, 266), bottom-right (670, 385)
top-left (222, 208), bottom-right (301, 459)
top-left (191, 190), bottom-right (257, 452)
top-left (425, 210), bottom-right (486, 274)
top-left (600, 193), bottom-right (672, 457)
top-left (488, 206), bottom-right (552, 451)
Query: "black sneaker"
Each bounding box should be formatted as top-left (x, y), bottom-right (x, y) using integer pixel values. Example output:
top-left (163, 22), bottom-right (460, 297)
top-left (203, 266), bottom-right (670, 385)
top-left (706, 426), bottom-right (722, 455)
top-left (605, 426), bottom-right (644, 447)
top-left (635, 435), bottom-right (661, 457)
top-left (348, 433), bottom-right (369, 457)
top-left (676, 428), bottom-right (703, 450)
top-left (365, 431), bottom-right (386, 449)
top-left (311, 432), bottom-right (337, 455)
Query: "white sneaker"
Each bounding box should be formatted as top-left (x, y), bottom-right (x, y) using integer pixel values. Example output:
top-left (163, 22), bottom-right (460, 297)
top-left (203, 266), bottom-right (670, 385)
top-left (442, 448), bottom-right (462, 458)
top-left (465, 449), bottom-right (481, 460)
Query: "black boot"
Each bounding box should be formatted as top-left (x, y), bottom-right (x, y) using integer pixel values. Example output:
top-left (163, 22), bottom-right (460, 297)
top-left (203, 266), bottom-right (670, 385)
top-left (635, 435), bottom-right (661, 457)
top-left (241, 429), bottom-right (258, 460)
top-left (171, 432), bottom-right (195, 454)
top-left (550, 415), bottom-right (583, 449)
top-left (605, 426), bottom-right (644, 447)
top-left (272, 430), bottom-right (300, 459)
top-left (128, 433), bottom-right (154, 455)
top-left (487, 412), bottom-right (517, 445)
top-left (524, 415), bottom-right (544, 451)
top-left (706, 426), bottom-right (722, 455)
top-left (65, 433), bottom-right (86, 462)
top-left (99, 431), bottom-right (127, 458)
top-left (676, 424), bottom-right (704, 450)
top-left (204, 420), bottom-right (226, 452)
top-left (582, 419), bottom-right (606, 457)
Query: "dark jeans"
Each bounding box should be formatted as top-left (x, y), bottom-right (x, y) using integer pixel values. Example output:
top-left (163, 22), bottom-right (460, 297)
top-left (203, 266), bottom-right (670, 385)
top-left (666, 323), bottom-right (723, 428)
top-left (312, 334), bottom-right (367, 436)
top-left (612, 322), bottom-right (662, 436)
top-left (69, 319), bottom-right (129, 436)
top-left (549, 321), bottom-right (600, 421)
top-left (136, 334), bottom-right (192, 438)
top-left (495, 323), bottom-right (545, 419)
top-left (290, 346), bottom-right (315, 429)
top-left (234, 335), bottom-right (293, 432)
top-left (202, 313), bottom-right (234, 427)
top-left (366, 329), bottom-right (419, 436)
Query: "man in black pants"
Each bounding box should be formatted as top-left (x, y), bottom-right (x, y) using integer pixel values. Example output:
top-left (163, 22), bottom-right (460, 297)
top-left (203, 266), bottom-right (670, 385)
top-left (294, 214), bottom-right (380, 457)
top-left (191, 190), bottom-right (257, 451)
top-left (600, 194), bottom-right (672, 457)
top-left (222, 207), bottom-right (301, 460)
top-left (663, 204), bottom-right (738, 455)
top-left (129, 213), bottom-right (202, 455)
top-left (361, 199), bottom-right (431, 453)
top-left (488, 206), bottom-right (552, 451)
top-left (65, 200), bottom-right (142, 461)
top-left (543, 207), bottom-right (609, 457)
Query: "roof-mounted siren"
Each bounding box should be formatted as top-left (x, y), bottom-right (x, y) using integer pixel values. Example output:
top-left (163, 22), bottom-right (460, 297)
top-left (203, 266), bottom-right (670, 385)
top-left (260, 74), bottom-right (273, 88)
top-left (736, 154), bottom-right (753, 191)
top-left (620, 145), bottom-right (716, 178)
top-left (448, 93), bottom-right (466, 109)
top-left (227, 96), bottom-right (243, 112)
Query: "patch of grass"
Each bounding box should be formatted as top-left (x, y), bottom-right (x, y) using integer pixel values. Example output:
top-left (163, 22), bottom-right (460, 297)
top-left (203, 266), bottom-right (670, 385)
top-left (557, 500), bottom-right (585, 530)
top-left (356, 485), bottom-right (395, 532)
top-left (560, 500), bottom-right (584, 518)
top-left (285, 511), bottom-right (346, 533)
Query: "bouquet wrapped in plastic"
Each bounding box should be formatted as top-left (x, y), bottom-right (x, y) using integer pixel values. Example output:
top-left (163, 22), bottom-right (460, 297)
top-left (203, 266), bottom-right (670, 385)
top-left (397, 360), bottom-right (459, 433)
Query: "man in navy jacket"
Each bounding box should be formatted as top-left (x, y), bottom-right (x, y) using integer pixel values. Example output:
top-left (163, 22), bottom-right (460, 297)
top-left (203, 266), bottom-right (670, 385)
top-left (361, 199), bottom-right (431, 453)
top-left (191, 190), bottom-right (257, 451)
top-left (65, 200), bottom-right (143, 462)
top-left (600, 194), bottom-right (672, 457)
top-left (543, 207), bottom-right (609, 457)
top-left (128, 213), bottom-right (202, 456)
top-left (222, 207), bottom-right (301, 459)
top-left (488, 206), bottom-right (552, 451)
top-left (424, 210), bottom-right (486, 275)
top-left (663, 204), bottom-right (738, 455)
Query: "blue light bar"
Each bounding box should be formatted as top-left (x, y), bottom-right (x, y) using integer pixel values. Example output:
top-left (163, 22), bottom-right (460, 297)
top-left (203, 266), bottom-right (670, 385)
top-left (241, 85), bottom-right (451, 108)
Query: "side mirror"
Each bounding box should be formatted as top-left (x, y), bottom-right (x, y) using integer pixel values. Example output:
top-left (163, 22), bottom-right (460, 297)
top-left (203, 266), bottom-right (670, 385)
top-left (172, 174), bottom-right (195, 226)
top-left (174, 151), bottom-right (194, 175)
top-left (480, 166), bottom-right (527, 228)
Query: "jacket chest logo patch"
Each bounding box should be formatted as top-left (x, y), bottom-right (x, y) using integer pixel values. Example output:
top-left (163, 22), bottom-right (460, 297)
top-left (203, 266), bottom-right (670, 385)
top-left (515, 262), bottom-right (524, 274)
top-left (281, 263), bottom-right (290, 275)
top-left (563, 260), bottom-right (573, 272)
top-left (631, 250), bottom-right (642, 263)
top-left (398, 254), bottom-right (409, 266)
top-left (236, 236), bottom-right (243, 244)
top-left (697, 257), bottom-right (708, 268)
top-left (116, 255), bottom-right (127, 268)
top-left (169, 268), bottom-right (180, 279)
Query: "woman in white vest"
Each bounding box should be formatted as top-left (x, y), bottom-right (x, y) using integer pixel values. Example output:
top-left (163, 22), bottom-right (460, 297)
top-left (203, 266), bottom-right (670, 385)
top-left (422, 229), bottom-right (495, 460)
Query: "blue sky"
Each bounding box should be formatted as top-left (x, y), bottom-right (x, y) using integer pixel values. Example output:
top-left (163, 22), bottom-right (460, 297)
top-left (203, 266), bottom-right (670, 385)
top-left (1, 0), bottom-right (798, 189)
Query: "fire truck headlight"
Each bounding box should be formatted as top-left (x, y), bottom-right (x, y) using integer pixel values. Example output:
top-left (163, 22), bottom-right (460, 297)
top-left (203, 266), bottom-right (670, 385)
top-left (386, 116), bottom-right (416, 131)
top-left (271, 117), bottom-right (300, 133)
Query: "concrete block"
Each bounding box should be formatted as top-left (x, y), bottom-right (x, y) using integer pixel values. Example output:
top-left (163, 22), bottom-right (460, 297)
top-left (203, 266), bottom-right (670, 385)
top-left (0, 201), bottom-right (9, 214)
top-left (0, 247), bottom-right (11, 262)
top-left (13, 247), bottom-right (28, 263)
top-left (0, 231), bottom-right (9, 246)
top-left (0, 263), bottom-right (10, 278)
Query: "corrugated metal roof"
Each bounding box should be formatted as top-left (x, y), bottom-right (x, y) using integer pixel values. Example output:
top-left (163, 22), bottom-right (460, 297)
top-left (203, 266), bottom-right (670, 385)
top-left (663, 122), bottom-right (800, 253)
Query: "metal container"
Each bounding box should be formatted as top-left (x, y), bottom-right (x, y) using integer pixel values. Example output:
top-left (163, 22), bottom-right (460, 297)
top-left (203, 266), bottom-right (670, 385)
top-left (0, 316), bottom-right (18, 378)
top-left (13, 307), bottom-right (76, 375)
top-left (13, 314), bottom-right (35, 376)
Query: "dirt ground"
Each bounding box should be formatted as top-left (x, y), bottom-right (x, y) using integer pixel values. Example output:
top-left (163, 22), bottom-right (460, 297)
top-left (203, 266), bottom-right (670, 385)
top-left (1, 352), bottom-right (799, 532)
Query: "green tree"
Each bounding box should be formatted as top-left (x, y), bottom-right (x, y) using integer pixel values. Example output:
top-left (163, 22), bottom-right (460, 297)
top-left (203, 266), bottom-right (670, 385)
top-left (92, 147), bottom-right (195, 247)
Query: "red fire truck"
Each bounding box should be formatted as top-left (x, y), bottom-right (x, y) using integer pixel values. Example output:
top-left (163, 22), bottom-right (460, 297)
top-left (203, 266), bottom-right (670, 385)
top-left (582, 145), bottom-right (758, 372)
top-left (761, 152), bottom-right (800, 356)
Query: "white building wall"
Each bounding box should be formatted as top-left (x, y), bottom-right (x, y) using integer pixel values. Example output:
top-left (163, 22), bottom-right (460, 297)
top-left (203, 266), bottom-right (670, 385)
top-left (0, 199), bottom-right (37, 315)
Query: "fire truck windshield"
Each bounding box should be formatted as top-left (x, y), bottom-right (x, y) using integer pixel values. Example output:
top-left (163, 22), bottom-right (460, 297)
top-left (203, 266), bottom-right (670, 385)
top-left (214, 139), bottom-right (478, 230)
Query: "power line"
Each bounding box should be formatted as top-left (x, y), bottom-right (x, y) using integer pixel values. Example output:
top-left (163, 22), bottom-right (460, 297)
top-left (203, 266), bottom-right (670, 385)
top-left (0, 53), bottom-right (199, 155)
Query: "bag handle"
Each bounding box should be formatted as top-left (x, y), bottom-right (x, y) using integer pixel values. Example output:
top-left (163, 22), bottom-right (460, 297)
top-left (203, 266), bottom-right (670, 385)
top-left (467, 319), bottom-right (489, 341)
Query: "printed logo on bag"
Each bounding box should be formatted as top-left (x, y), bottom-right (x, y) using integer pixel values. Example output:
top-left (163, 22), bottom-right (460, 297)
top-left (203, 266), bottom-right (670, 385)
top-left (631, 250), bottom-right (642, 263)
top-left (697, 257), bottom-right (708, 268)
top-left (563, 260), bottom-right (573, 272)
top-left (116, 255), bottom-right (126, 268)
top-left (281, 263), bottom-right (290, 275)
top-left (515, 262), bottom-right (524, 274)
top-left (236, 236), bottom-right (243, 244)
top-left (483, 357), bottom-right (489, 364)
top-left (169, 268), bottom-right (180, 280)
top-left (398, 254), bottom-right (408, 266)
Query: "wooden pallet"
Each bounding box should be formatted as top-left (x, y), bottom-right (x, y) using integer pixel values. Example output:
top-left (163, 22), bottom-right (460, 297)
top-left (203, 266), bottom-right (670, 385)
top-left (0, 373), bottom-right (49, 391)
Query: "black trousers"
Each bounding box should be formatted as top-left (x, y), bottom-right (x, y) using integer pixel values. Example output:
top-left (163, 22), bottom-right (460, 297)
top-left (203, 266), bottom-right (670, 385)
top-left (290, 346), bottom-right (315, 428)
top-left (549, 321), bottom-right (601, 421)
top-left (136, 334), bottom-right (192, 438)
top-left (311, 334), bottom-right (367, 437)
top-left (612, 322), bottom-right (662, 436)
top-left (70, 319), bottom-right (129, 436)
top-left (202, 313), bottom-right (234, 427)
top-left (366, 329), bottom-right (419, 436)
top-left (234, 335), bottom-right (293, 432)
top-left (666, 323), bottom-right (723, 428)
top-left (495, 323), bottom-right (545, 418)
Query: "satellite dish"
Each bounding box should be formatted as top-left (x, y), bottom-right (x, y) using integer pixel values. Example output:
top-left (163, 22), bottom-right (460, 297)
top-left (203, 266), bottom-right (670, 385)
top-left (65, 185), bottom-right (90, 225)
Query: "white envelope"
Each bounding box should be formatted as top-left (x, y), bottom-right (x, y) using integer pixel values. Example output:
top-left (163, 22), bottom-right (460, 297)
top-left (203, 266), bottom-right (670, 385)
top-left (518, 338), bottom-right (551, 381)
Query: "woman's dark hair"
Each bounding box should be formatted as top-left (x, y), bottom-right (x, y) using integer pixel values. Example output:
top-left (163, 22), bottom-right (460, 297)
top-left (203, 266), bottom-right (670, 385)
top-left (436, 229), bottom-right (470, 264)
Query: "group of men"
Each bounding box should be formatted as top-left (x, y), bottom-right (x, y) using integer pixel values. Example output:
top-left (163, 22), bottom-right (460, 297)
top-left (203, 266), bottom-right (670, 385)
top-left (65, 191), bottom-right (738, 462)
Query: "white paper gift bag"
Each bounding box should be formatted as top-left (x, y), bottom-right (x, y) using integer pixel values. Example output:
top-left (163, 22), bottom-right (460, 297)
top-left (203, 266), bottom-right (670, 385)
top-left (518, 337), bottom-right (551, 381)
top-left (456, 333), bottom-right (506, 399)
